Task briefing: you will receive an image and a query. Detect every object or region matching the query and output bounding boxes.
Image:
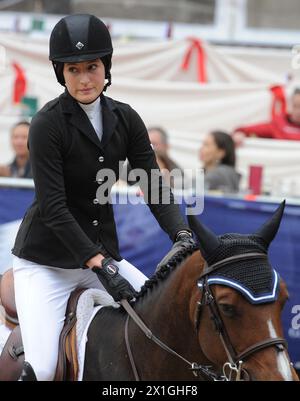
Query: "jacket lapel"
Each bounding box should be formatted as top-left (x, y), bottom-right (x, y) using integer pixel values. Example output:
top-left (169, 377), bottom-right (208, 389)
top-left (69, 109), bottom-right (102, 149)
top-left (60, 90), bottom-right (118, 150)
top-left (100, 95), bottom-right (118, 148)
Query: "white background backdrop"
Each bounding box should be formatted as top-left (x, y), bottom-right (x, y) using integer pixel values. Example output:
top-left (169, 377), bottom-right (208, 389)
top-left (1, 33), bottom-right (300, 195)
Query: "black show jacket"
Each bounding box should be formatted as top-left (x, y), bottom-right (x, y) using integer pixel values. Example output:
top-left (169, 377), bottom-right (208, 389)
top-left (12, 90), bottom-right (189, 269)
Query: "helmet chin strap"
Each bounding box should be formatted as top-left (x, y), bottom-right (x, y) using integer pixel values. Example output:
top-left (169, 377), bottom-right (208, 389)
top-left (52, 61), bottom-right (65, 86)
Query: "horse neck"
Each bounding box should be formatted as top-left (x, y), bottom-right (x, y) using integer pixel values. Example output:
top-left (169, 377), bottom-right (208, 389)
top-left (135, 252), bottom-right (204, 357)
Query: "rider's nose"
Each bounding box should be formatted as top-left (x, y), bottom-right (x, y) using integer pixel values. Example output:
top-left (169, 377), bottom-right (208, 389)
top-left (80, 73), bottom-right (90, 85)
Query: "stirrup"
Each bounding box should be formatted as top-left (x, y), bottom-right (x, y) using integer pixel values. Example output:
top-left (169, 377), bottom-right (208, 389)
top-left (19, 361), bottom-right (37, 381)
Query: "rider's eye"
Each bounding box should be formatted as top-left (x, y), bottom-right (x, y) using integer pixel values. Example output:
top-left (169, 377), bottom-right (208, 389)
top-left (88, 64), bottom-right (97, 70)
top-left (219, 303), bottom-right (237, 318)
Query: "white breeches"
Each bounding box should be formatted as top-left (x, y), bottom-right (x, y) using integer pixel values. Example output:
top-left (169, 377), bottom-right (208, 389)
top-left (12, 256), bottom-right (147, 381)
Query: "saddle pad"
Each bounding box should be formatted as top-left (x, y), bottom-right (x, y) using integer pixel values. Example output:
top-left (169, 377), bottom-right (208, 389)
top-left (0, 321), bottom-right (12, 356)
top-left (76, 289), bottom-right (119, 381)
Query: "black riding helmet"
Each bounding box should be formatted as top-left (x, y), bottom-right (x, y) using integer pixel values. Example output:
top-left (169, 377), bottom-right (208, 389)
top-left (49, 14), bottom-right (113, 89)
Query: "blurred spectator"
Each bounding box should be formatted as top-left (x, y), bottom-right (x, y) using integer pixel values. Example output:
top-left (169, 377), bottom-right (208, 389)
top-left (154, 150), bottom-right (177, 188)
top-left (199, 130), bottom-right (240, 193)
top-left (0, 121), bottom-right (32, 178)
top-left (148, 126), bottom-right (182, 171)
top-left (120, 126), bottom-right (182, 185)
top-left (233, 87), bottom-right (300, 142)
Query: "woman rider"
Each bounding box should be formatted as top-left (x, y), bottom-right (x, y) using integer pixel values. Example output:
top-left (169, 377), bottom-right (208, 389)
top-left (12, 14), bottom-right (195, 381)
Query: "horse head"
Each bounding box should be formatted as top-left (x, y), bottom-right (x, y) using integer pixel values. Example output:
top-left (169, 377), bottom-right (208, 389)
top-left (188, 201), bottom-right (299, 381)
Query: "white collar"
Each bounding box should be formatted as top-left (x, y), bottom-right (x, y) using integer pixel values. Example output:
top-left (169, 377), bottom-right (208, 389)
top-left (78, 96), bottom-right (101, 118)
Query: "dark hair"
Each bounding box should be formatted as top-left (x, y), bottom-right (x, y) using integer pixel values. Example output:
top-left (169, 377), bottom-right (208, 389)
top-left (292, 88), bottom-right (300, 97)
top-left (210, 130), bottom-right (236, 167)
top-left (11, 120), bottom-right (30, 132)
top-left (155, 150), bottom-right (174, 172)
top-left (147, 126), bottom-right (169, 145)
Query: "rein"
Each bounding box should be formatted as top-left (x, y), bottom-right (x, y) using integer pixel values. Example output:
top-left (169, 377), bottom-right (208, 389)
top-left (121, 300), bottom-right (221, 381)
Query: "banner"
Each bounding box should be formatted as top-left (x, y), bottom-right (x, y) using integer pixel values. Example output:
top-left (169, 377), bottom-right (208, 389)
top-left (0, 188), bottom-right (299, 368)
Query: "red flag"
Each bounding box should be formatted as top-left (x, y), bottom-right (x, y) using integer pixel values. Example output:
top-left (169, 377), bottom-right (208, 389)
top-left (181, 38), bottom-right (207, 83)
top-left (12, 62), bottom-right (27, 103)
top-left (270, 84), bottom-right (286, 119)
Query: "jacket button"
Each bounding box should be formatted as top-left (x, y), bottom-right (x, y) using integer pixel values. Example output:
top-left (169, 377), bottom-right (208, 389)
top-left (93, 198), bottom-right (99, 204)
top-left (98, 156), bottom-right (104, 162)
top-left (92, 220), bottom-right (99, 226)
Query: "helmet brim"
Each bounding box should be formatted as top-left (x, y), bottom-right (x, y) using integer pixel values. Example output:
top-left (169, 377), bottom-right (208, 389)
top-left (50, 50), bottom-right (112, 63)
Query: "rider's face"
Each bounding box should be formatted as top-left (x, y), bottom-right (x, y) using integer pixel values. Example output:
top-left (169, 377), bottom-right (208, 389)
top-left (63, 59), bottom-right (105, 103)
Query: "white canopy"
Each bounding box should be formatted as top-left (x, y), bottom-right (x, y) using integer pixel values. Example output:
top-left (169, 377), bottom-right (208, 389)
top-left (1, 33), bottom-right (300, 195)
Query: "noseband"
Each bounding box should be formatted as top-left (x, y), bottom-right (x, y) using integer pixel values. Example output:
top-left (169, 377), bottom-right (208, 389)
top-left (195, 252), bottom-right (287, 381)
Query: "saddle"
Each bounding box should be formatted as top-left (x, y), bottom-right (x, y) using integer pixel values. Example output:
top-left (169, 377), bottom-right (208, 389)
top-left (0, 269), bottom-right (87, 381)
top-left (54, 287), bottom-right (87, 381)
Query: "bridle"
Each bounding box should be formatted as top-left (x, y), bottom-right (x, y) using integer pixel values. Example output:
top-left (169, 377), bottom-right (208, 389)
top-left (195, 252), bottom-right (287, 380)
top-left (122, 252), bottom-right (287, 381)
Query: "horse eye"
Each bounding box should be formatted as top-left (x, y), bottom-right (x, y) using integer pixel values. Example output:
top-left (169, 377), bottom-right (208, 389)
top-left (219, 303), bottom-right (236, 317)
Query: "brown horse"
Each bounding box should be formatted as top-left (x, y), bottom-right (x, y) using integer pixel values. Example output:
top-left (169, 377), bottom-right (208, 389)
top-left (83, 201), bottom-right (299, 381)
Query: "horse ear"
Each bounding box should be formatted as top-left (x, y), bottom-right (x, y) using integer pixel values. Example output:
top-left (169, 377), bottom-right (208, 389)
top-left (188, 215), bottom-right (220, 259)
top-left (254, 200), bottom-right (285, 248)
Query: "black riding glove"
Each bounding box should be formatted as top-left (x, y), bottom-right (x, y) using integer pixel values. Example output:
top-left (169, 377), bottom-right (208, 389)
top-left (156, 230), bottom-right (196, 272)
top-left (92, 258), bottom-right (137, 302)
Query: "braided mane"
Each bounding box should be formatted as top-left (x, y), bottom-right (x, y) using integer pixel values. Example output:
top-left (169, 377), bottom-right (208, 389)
top-left (135, 244), bottom-right (198, 301)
